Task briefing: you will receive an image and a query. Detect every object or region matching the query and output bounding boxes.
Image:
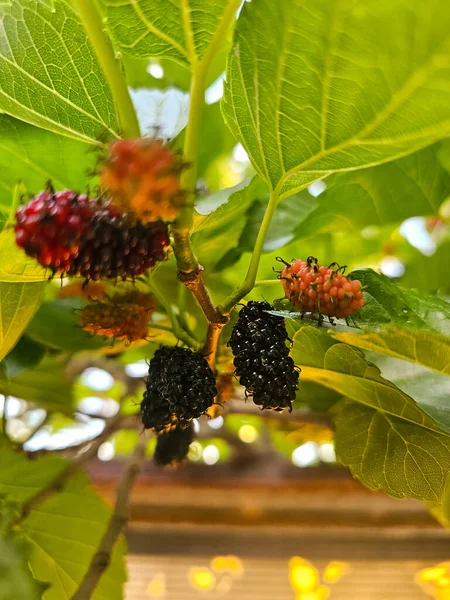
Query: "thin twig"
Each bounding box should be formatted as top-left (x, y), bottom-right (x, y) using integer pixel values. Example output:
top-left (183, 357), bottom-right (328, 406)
top-left (10, 414), bottom-right (123, 529)
top-left (70, 433), bottom-right (148, 600)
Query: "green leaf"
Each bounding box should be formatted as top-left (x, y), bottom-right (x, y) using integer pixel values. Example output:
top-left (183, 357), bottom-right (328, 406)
top-left (0, 115), bottom-right (96, 213)
top-left (26, 299), bottom-right (108, 353)
top-left (0, 230), bottom-right (48, 283)
top-left (0, 0), bottom-right (119, 143)
top-left (192, 177), bottom-right (268, 267)
top-left (350, 269), bottom-right (450, 336)
top-left (0, 535), bottom-right (48, 600)
top-left (401, 240), bottom-right (450, 292)
top-left (291, 326), bottom-right (450, 501)
top-left (294, 144), bottom-right (450, 238)
top-left (332, 398), bottom-right (450, 502)
top-left (99, 0), bottom-right (231, 68)
top-left (0, 445), bottom-right (126, 600)
top-left (0, 281), bottom-right (46, 362)
top-left (0, 357), bottom-right (73, 412)
top-left (0, 336), bottom-right (46, 379)
top-left (223, 0), bottom-right (450, 198)
top-left (370, 354), bottom-right (450, 435)
top-left (334, 326), bottom-right (450, 375)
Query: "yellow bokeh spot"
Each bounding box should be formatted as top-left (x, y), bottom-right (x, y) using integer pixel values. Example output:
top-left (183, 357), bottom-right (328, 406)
top-left (437, 576), bottom-right (450, 587)
top-left (238, 424), bottom-right (259, 443)
top-left (436, 591), bottom-right (450, 600)
top-left (289, 558), bottom-right (320, 592)
top-left (295, 587), bottom-right (329, 600)
top-left (323, 561), bottom-right (349, 583)
top-left (189, 567), bottom-right (216, 592)
top-left (211, 555), bottom-right (243, 576)
top-left (418, 565), bottom-right (450, 584)
top-left (146, 573), bottom-right (166, 598)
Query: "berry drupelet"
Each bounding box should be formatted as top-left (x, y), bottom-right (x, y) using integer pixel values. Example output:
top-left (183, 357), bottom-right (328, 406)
top-left (228, 301), bottom-right (299, 412)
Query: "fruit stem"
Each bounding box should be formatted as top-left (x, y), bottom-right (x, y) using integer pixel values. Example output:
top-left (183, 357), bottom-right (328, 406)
top-left (75, 0), bottom-right (140, 139)
top-left (148, 276), bottom-right (201, 350)
top-left (218, 188), bottom-right (281, 314)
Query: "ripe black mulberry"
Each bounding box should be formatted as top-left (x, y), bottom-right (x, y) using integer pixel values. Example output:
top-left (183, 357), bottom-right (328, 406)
top-left (228, 301), bottom-right (299, 412)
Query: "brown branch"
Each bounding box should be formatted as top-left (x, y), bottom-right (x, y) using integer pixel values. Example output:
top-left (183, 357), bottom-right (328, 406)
top-left (10, 413), bottom-right (123, 528)
top-left (177, 265), bottom-right (228, 326)
top-left (70, 433), bottom-right (148, 600)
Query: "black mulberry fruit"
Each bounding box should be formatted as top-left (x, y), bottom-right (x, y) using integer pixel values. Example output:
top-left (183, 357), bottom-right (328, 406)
top-left (154, 423), bottom-right (194, 466)
top-left (141, 346), bottom-right (217, 431)
top-left (228, 301), bottom-right (299, 411)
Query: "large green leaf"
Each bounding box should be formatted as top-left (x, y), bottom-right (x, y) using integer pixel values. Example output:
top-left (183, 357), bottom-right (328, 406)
top-left (0, 281), bottom-right (45, 362)
top-left (294, 144), bottom-right (450, 238)
top-left (0, 0), bottom-right (119, 143)
top-left (334, 326), bottom-right (450, 375)
top-left (0, 535), bottom-right (47, 600)
top-left (0, 357), bottom-right (73, 412)
top-left (222, 0), bottom-right (450, 198)
top-left (0, 444), bottom-right (126, 600)
top-left (291, 326), bottom-right (450, 501)
top-left (99, 0), bottom-right (233, 67)
top-left (350, 269), bottom-right (450, 336)
top-left (0, 115), bottom-right (95, 213)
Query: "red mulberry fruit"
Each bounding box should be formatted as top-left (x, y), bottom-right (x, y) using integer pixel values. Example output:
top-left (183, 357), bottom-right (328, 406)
top-left (141, 346), bottom-right (217, 432)
top-left (100, 138), bottom-right (185, 223)
top-left (14, 190), bottom-right (94, 272)
top-left (228, 301), bottom-right (299, 412)
top-left (279, 256), bottom-right (364, 320)
top-left (154, 423), bottom-right (194, 466)
top-left (79, 290), bottom-right (155, 343)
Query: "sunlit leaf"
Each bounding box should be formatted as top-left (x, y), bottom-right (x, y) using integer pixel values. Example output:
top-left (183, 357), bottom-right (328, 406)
top-left (0, 281), bottom-right (45, 362)
top-left (223, 0), bottom-right (450, 198)
top-left (334, 326), bottom-right (450, 375)
top-left (0, 0), bottom-right (119, 142)
top-left (291, 326), bottom-right (450, 501)
top-left (99, 0), bottom-right (234, 68)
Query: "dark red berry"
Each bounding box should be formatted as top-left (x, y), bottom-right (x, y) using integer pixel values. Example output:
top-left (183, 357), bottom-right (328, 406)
top-left (14, 190), bottom-right (93, 271)
top-left (66, 206), bottom-right (170, 282)
top-left (280, 257), bottom-right (364, 319)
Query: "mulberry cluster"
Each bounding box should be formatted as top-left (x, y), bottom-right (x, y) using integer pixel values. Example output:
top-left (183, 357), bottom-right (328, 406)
top-left (14, 191), bottom-right (170, 282)
top-left (228, 301), bottom-right (299, 412)
top-left (100, 138), bottom-right (185, 223)
top-left (141, 346), bottom-right (217, 432)
top-left (79, 290), bottom-right (155, 343)
top-left (154, 423), bottom-right (194, 466)
top-left (279, 256), bottom-right (364, 320)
